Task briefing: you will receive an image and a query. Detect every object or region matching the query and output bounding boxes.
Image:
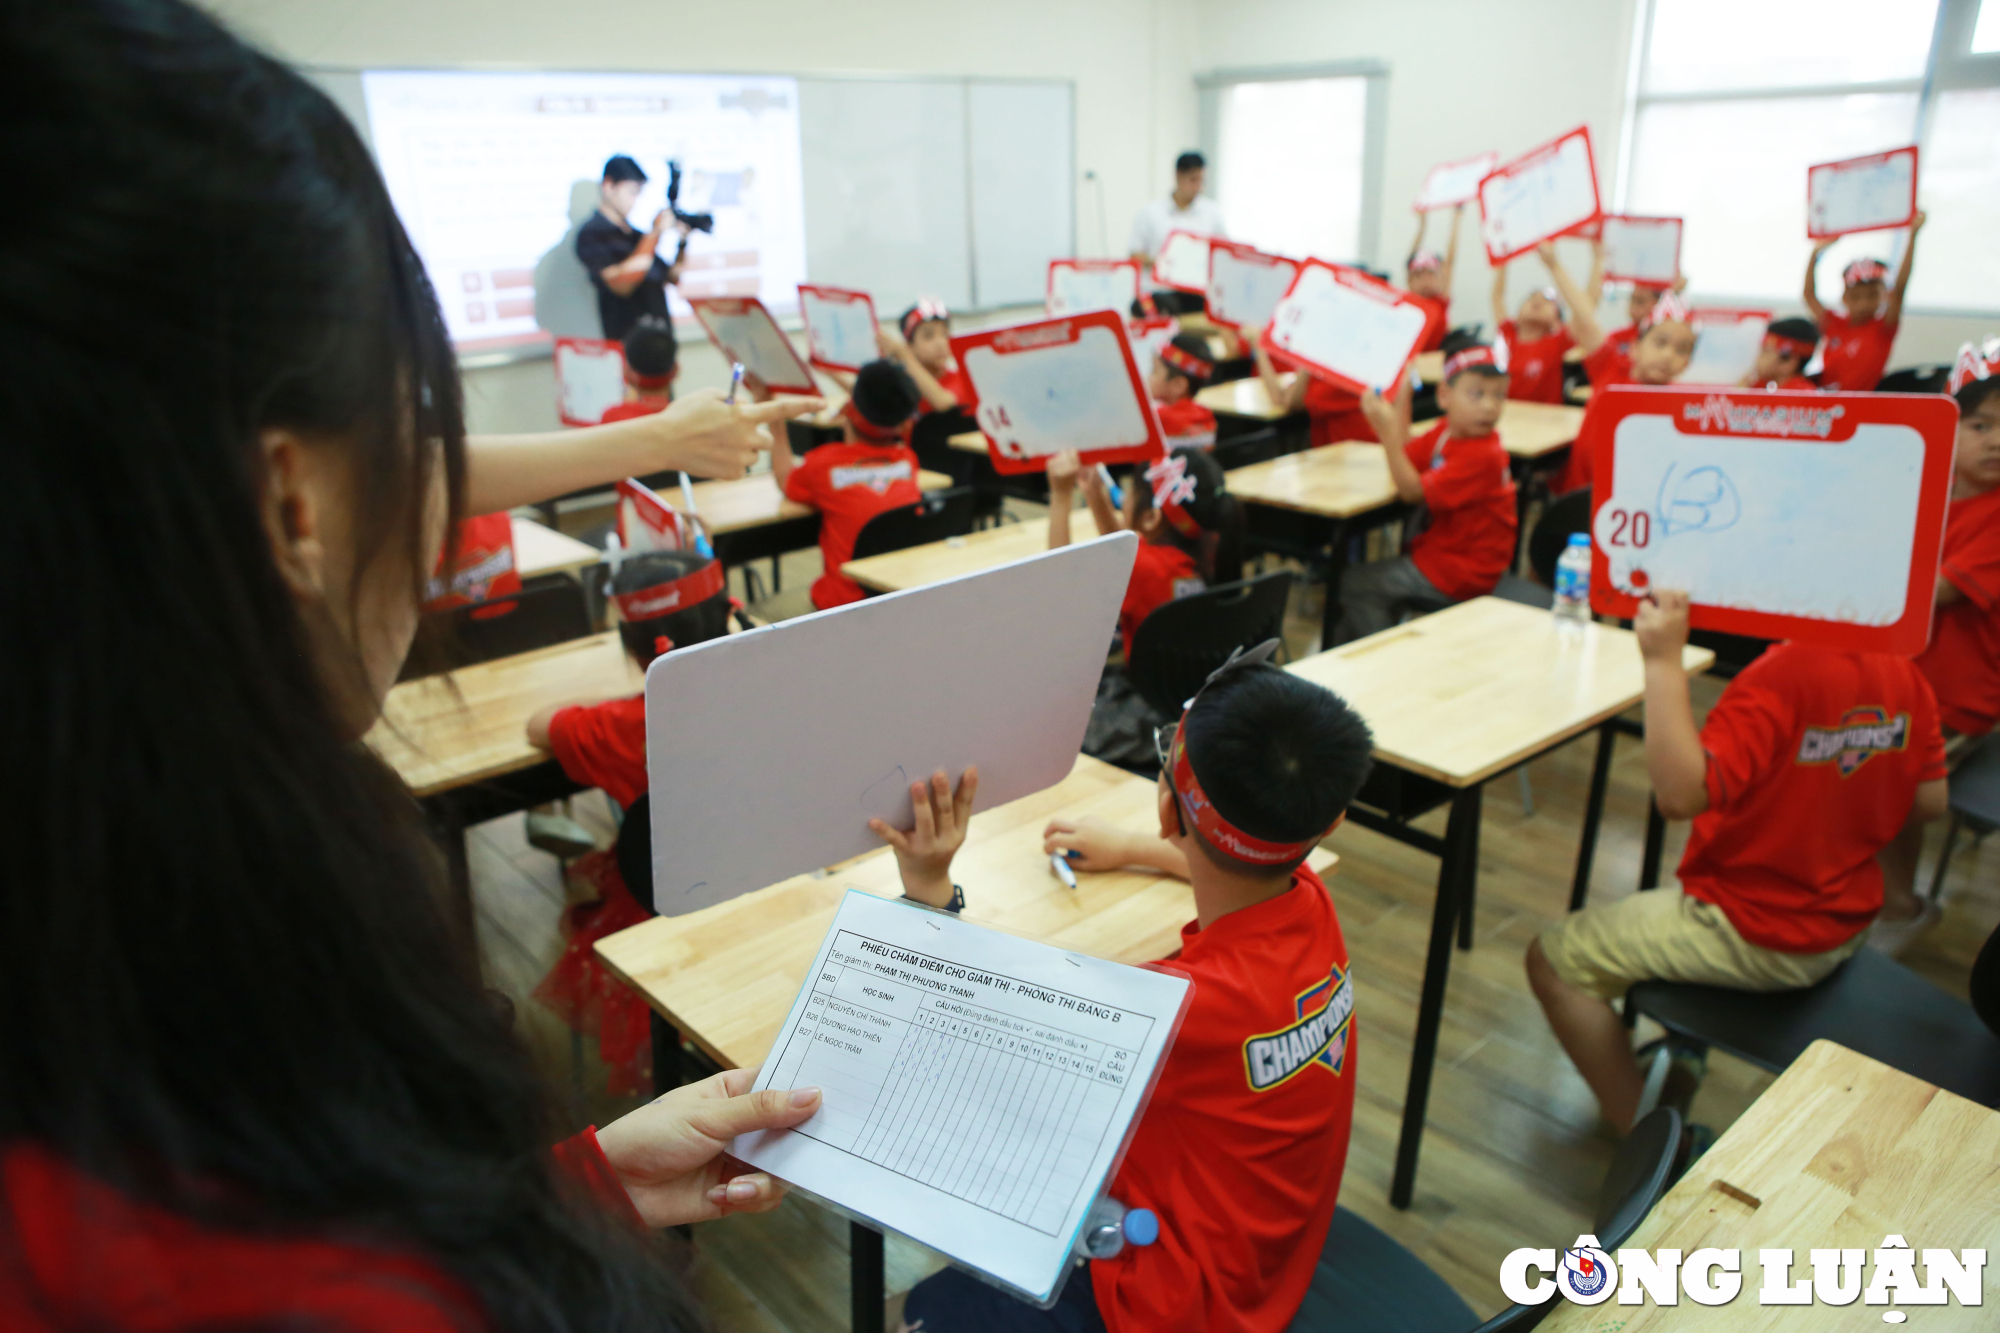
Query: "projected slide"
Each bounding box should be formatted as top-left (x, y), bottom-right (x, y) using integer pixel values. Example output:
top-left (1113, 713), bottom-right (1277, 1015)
top-left (362, 71), bottom-right (807, 351)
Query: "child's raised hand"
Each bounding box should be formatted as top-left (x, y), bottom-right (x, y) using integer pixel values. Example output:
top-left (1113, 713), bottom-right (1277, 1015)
top-left (1042, 817), bottom-right (1134, 873)
top-left (1357, 387), bottom-right (1396, 432)
top-left (876, 327), bottom-right (910, 359)
top-left (870, 766), bottom-right (979, 908)
top-left (1911, 208), bottom-right (1928, 232)
top-left (1047, 449), bottom-right (1083, 493)
top-left (1634, 590), bottom-right (1692, 664)
top-left (1535, 240), bottom-right (1558, 266)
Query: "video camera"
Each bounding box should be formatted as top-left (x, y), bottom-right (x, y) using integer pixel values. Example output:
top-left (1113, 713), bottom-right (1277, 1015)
top-left (665, 160), bottom-right (715, 235)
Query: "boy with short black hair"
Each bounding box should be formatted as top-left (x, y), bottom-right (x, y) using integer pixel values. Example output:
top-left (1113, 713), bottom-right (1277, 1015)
top-left (1528, 591), bottom-right (1949, 1132)
top-left (769, 358), bottom-right (924, 609)
top-left (1333, 332), bottom-right (1518, 643)
top-left (598, 316), bottom-right (679, 423)
top-left (1803, 211), bottom-right (1925, 391)
top-left (1739, 317), bottom-right (1821, 391)
top-left (1150, 331), bottom-right (1219, 449)
top-left (887, 645), bottom-right (1374, 1333)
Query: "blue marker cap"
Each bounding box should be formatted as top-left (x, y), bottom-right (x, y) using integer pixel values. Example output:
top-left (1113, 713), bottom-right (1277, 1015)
top-left (1123, 1208), bottom-right (1159, 1246)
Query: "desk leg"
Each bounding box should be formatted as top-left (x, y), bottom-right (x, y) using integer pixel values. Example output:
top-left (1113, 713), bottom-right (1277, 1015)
top-left (851, 1221), bottom-right (885, 1333)
top-left (1569, 722), bottom-right (1617, 912)
top-left (1319, 519), bottom-right (1350, 653)
top-left (1640, 797), bottom-right (1665, 891)
top-left (1456, 787), bottom-right (1481, 951)
top-left (1390, 785), bottom-right (1479, 1210)
top-left (651, 1012), bottom-right (683, 1096)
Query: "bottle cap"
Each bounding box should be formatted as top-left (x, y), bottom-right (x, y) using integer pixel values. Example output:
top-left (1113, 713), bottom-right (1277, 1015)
top-left (1567, 533), bottom-right (1591, 546)
top-left (1123, 1208), bottom-right (1160, 1246)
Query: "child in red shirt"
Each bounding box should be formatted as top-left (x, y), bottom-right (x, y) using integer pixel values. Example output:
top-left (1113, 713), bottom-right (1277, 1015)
top-left (1529, 591), bottom-right (1949, 1132)
top-left (1244, 326), bottom-right (1376, 446)
top-left (423, 511), bottom-right (520, 612)
top-left (1332, 334), bottom-right (1518, 644)
top-left (1151, 331), bottom-right (1219, 450)
top-left (1490, 260), bottom-right (1576, 404)
top-left (769, 358), bottom-right (925, 609)
top-left (1738, 317), bottom-right (1821, 391)
top-left (887, 645), bottom-right (1374, 1333)
top-left (877, 299), bottom-right (976, 416)
top-left (1803, 211), bottom-right (1925, 392)
top-left (1403, 203), bottom-right (1463, 351)
top-left (596, 315), bottom-right (677, 423)
top-left (1048, 446), bottom-right (1242, 650)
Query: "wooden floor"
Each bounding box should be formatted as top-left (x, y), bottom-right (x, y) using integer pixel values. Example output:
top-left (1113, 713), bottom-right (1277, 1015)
top-left (469, 501), bottom-right (2000, 1330)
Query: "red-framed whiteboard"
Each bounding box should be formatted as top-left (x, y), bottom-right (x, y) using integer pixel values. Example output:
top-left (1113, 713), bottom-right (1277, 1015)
top-left (1807, 146), bottom-right (1920, 240)
top-left (1477, 125), bottom-right (1605, 264)
top-left (553, 336), bottom-right (628, 427)
top-left (1413, 151), bottom-right (1498, 212)
top-left (1046, 258), bottom-right (1142, 316)
top-left (1262, 259), bottom-right (1442, 399)
top-left (1205, 240), bottom-right (1300, 333)
top-left (1599, 215), bottom-right (1683, 288)
top-left (1585, 386), bottom-right (1955, 654)
top-left (1152, 230), bottom-right (1213, 294)
top-left (950, 309), bottom-right (1166, 475)
top-left (686, 296), bottom-right (818, 395)
top-left (796, 284), bottom-right (880, 374)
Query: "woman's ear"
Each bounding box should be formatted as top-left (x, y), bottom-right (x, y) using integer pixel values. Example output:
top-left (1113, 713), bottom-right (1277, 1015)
top-left (257, 426), bottom-right (328, 601)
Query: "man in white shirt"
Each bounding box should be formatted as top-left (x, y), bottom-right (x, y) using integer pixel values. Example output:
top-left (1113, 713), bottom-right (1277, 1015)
top-left (1129, 151), bottom-right (1227, 309)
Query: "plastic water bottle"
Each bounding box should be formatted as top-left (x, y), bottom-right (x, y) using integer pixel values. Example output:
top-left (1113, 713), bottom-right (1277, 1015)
top-left (1553, 533), bottom-right (1593, 629)
top-left (1077, 1196), bottom-right (1160, 1259)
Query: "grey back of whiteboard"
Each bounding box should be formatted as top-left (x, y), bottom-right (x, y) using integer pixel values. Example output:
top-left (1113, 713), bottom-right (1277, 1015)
top-left (642, 533), bottom-right (1139, 915)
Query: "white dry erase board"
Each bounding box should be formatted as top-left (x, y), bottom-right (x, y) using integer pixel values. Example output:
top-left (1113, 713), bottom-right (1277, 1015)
top-left (643, 534), bottom-right (1140, 914)
top-left (1599, 215), bottom-right (1682, 287)
top-left (797, 285), bottom-right (880, 374)
top-left (1152, 230), bottom-right (1212, 294)
top-left (1807, 146), bottom-right (1919, 240)
top-left (1585, 387), bottom-right (1955, 654)
top-left (952, 310), bottom-right (1165, 474)
top-left (553, 337), bottom-right (627, 427)
top-left (1414, 151), bottom-right (1498, 212)
top-left (1126, 314), bottom-right (1179, 367)
top-left (686, 296), bottom-right (819, 395)
top-left (1205, 241), bottom-right (1300, 334)
top-left (1046, 258), bottom-right (1141, 316)
top-left (1681, 308), bottom-right (1771, 387)
top-left (737, 890), bottom-right (1194, 1307)
top-left (1478, 126), bottom-right (1604, 264)
top-left (1265, 260), bottom-right (1439, 398)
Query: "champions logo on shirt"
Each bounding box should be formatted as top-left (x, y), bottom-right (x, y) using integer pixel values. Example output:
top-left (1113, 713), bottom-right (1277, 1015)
top-left (425, 545), bottom-right (514, 605)
top-left (830, 460), bottom-right (915, 494)
top-left (1797, 706), bottom-right (1910, 777)
top-left (1243, 965), bottom-right (1353, 1092)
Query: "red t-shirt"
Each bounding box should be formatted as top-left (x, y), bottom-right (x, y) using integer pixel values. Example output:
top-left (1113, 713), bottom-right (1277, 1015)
top-left (1606, 323), bottom-right (1639, 365)
top-left (598, 397), bottom-right (667, 423)
top-left (1301, 374), bottom-right (1376, 446)
top-left (547, 694), bottom-right (649, 809)
top-left (1408, 292), bottom-right (1450, 351)
top-left (1815, 312), bottom-right (1899, 392)
top-left (1405, 421), bottom-right (1517, 601)
top-left (1092, 866), bottom-right (1354, 1333)
top-left (1913, 486), bottom-right (2000, 736)
top-left (1121, 541), bottom-right (1204, 648)
top-left (1677, 644), bottom-right (1948, 953)
top-left (1499, 320), bottom-right (1576, 405)
top-left (1157, 396), bottom-right (1218, 449)
top-left (1555, 345), bottom-right (1641, 494)
top-left (782, 442), bottom-right (923, 609)
top-left (925, 365), bottom-right (976, 413)
top-left (424, 512), bottom-right (521, 612)
top-left (0, 1131), bottom-right (640, 1333)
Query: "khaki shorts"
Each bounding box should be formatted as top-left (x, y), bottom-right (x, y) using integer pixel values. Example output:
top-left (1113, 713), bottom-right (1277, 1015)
top-left (1537, 888), bottom-right (1863, 1001)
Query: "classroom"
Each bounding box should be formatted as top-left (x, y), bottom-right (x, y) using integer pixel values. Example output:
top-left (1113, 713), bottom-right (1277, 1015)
top-left (6, 0), bottom-right (2000, 1330)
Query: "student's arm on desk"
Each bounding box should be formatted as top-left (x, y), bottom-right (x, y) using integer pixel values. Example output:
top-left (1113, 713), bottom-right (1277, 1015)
top-left (870, 766), bottom-right (980, 908)
top-left (1043, 817), bottom-right (1192, 881)
top-left (1635, 591), bottom-right (1709, 819)
top-left (1359, 386), bottom-right (1424, 505)
top-left (1245, 328), bottom-right (1307, 412)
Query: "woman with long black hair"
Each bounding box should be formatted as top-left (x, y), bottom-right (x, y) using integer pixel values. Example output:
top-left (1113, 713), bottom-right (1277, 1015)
top-left (0, 2), bottom-right (828, 1328)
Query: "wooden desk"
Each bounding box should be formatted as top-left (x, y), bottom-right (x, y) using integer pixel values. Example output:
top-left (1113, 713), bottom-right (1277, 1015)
top-left (661, 470), bottom-right (951, 538)
top-left (1497, 400), bottom-right (1585, 461)
top-left (1541, 1041), bottom-right (2000, 1330)
top-left (1196, 375), bottom-right (1295, 421)
top-left (1289, 597), bottom-right (1714, 1208)
top-left (842, 512), bottom-right (1101, 595)
top-left (1411, 350), bottom-right (1444, 384)
top-left (947, 429), bottom-right (986, 456)
top-left (510, 516), bottom-right (602, 580)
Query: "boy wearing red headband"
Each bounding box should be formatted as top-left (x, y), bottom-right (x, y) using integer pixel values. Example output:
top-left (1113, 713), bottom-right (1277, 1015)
top-left (1333, 332), bottom-right (1517, 644)
top-left (1404, 204), bottom-right (1463, 351)
top-left (597, 317), bottom-right (679, 423)
top-left (1491, 259), bottom-right (1574, 405)
top-left (1739, 317), bottom-right (1821, 391)
top-left (876, 300), bottom-right (975, 415)
top-left (1151, 331), bottom-right (1219, 449)
top-left (1803, 211), bottom-right (1924, 392)
top-left (769, 358), bottom-right (925, 609)
top-left (890, 645), bottom-right (1375, 1333)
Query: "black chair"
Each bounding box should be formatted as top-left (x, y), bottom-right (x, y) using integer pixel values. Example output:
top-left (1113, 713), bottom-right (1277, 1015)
top-left (615, 792), bottom-right (654, 915)
top-left (850, 487), bottom-right (979, 563)
top-left (447, 574), bottom-right (593, 664)
top-left (1494, 573), bottom-right (1554, 610)
top-left (1127, 571), bottom-right (1295, 720)
top-left (1287, 1107), bottom-right (1680, 1332)
top-left (1213, 424), bottom-right (1290, 471)
top-left (1624, 930), bottom-right (2000, 1108)
top-left (1877, 365), bottom-right (1951, 395)
top-left (1526, 488), bottom-right (1593, 587)
top-left (1927, 735), bottom-right (2000, 900)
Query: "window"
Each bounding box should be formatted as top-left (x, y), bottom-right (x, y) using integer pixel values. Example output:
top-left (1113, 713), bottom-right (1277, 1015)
top-left (1619, 0), bottom-right (2000, 313)
top-left (1197, 66), bottom-right (1383, 265)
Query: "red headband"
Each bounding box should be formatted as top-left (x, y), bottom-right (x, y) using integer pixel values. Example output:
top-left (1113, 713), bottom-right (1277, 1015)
top-left (1145, 453), bottom-right (1204, 538)
top-left (1159, 343), bottom-right (1212, 381)
top-left (628, 366), bottom-right (677, 391)
top-left (901, 299), bottom-right (951, 341)
top-left (843, 399), bottom-right (907, 444)
top-left (1167, 715), bottom-right (1333, 868)
top-left (1408, 249), bottom-right (1444, 273)
top-left (1843, 259), bottom-right (1889, 285)
top-left (1949, 338), bottom-right (2000, 395)
top-left (1763, 332), bottom-right (1818, 362)
top-left (614, 559), bottom-right (726, 623)
top-left (1442, 344), bottom-right (1506, 380)
top-left (1641, 291), bottom-right (1694, 332)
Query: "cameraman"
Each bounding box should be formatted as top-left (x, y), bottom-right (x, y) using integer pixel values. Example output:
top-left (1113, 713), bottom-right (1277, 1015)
top-left (577, 154), bottom-right (689, 343)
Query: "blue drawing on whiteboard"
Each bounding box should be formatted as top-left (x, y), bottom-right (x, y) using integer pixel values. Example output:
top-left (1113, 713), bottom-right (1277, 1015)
top-left (1657, 463), bottom-right (1740, 537)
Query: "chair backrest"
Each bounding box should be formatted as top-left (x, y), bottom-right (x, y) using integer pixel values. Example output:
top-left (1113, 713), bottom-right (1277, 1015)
top-left (850, 487), bottom-right (979, 562)
top-left (1213, 424), bottom-right (1288, 471)
top-left (1528, 487), bottom-right (1594, 587)
top-left (1594, 1105), bottom-right (1682, 1250)
top-left (1877, 365), bottom-right (1950, 395)
top-left (444, 574), bottom-right (593, 667)
top-left (616, 792), bottom-right (655, 915)
top-left (1127, 570), bottom-right (1296, 719)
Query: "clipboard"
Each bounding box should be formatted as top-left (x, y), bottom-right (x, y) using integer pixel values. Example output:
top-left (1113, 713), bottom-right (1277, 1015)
top-left (552, 336), bottom-right (628, 427)
top-left (1046, 258), bottom-right (1142, 316)
top-left (1807, 146), bottom-right (1920, 239)
top-left (686, 296), bottom-right (819, 395)
top-left (1263, 259), bottom-right (1441, 398)
top-left (1205, 241), bottom-right (1300, 333)
top-left (1599, 215), bottom-right (1682, 287)
top-left (1477, 126), bottom-right (1604, 264)
top-left (951, 310), bottom-right (1166, 475)
top-left (797, 284), bottom-right (881, 374)
top-left (1585, 386), bottom-right (1954, 654)
top-left (1152, 230), bottom-right (1213, 294)
top-left (1413, 151), bottom-right (1498, 212)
